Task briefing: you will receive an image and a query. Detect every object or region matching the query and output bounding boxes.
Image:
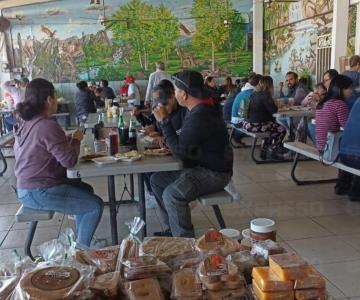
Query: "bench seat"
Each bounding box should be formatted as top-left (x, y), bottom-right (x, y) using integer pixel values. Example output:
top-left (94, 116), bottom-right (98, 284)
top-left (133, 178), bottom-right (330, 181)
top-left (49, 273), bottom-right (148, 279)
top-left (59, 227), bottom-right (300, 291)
top-left (197, 190), bottom-right (233, 229)
top-left (198, 190), bottom-right (233, 206)
top-left (285, 142), bottom-right (360, 176)
top-left (235, 127), bottom-right (269, 139)
top-left (15, 205), bottom-right (54, 222)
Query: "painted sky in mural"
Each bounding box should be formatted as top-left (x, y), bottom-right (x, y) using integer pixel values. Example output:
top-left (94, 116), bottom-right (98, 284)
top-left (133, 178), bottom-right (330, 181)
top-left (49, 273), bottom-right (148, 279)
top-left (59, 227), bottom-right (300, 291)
top-left (4, 0), bottom-right (253, 83)
top-left (5, 0), bottom-right (252, 40)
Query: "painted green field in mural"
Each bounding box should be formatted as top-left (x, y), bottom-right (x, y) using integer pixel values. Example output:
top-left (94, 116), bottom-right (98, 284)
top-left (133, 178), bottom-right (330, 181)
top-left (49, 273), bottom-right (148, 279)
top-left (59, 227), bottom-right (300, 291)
top-left (76, 49), bottom-right (253, 81)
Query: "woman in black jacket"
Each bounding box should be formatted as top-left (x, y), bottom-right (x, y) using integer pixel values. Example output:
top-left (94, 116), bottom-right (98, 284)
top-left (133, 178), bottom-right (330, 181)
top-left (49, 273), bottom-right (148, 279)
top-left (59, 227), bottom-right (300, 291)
top-left (75, 81), bottom-right (97, 124)
top-left (242, 76), bottom-right (286, 159)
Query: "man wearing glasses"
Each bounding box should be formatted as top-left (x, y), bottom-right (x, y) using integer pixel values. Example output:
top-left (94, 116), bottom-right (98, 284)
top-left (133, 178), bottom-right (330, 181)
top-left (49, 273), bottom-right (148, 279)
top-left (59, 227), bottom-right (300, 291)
top-left (150, 70), bottom-right (233, 237)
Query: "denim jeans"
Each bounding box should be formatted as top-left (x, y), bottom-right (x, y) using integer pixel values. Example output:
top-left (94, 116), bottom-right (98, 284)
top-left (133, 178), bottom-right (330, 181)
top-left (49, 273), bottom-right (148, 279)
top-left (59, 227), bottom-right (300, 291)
top-left (150, 167), bottom-right (231, 237)
top-left (17, 180), bottom-right (104, 246)
top-left (4, 114), bottom-right (15, 132)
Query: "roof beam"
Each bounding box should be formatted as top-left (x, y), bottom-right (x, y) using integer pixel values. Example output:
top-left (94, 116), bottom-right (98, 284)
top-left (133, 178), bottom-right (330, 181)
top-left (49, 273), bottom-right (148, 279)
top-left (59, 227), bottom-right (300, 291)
top-left (0, 0), bottom-right (55, 9)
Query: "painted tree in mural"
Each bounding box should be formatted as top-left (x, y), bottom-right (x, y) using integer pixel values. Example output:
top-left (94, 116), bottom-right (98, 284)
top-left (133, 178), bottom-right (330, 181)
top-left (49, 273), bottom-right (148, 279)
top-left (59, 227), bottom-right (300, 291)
top-left (227, 12), bottom-right (248, 62)
top-left (192, 0), bottom-right (230, 72)
top-left (82, 41), bottom-right (115, 68)
top-left (153, 4), bottom-right (180, 62)
top-left (107, 0), bottom-right (179, 71)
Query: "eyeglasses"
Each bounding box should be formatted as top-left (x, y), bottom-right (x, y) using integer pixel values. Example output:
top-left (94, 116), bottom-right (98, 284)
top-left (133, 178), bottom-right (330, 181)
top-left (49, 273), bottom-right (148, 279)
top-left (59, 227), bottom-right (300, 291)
top-left (171, 75), bottom-right (190, 90)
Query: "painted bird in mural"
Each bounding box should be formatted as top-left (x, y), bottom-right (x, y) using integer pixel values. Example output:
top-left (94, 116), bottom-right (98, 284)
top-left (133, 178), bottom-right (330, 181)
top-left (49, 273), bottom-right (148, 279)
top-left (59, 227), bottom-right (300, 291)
top-left (41, 25), bottom-right (56, 39)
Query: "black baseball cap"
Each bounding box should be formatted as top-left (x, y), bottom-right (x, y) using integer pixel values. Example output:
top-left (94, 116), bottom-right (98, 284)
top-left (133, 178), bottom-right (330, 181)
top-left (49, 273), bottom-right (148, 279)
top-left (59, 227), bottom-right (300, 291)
top-left (172, 70), bottom-right (210, 99)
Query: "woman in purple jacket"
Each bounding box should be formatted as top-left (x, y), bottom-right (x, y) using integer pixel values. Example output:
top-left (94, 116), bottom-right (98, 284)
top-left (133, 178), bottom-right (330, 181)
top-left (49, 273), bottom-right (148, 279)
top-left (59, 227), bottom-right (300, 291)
top-left (14, 78), bottom-right (103, 246)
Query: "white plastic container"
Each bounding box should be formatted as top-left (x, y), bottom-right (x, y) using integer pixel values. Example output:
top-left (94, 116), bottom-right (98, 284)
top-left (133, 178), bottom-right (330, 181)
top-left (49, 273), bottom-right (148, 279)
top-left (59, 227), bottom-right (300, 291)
top-left (219, 228), bottom-right (241, 241)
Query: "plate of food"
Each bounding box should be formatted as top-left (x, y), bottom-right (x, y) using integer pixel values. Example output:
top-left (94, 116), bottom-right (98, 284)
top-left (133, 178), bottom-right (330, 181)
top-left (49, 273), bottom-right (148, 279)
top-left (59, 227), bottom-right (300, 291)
top-left (92, 156), bottom-right (117, 165)
top-left (81, 152), bottom-right (108, 161)
top-left (115, 150), bottom-right (142, 162)
top-left (143, 148), bottom-right (171, 156)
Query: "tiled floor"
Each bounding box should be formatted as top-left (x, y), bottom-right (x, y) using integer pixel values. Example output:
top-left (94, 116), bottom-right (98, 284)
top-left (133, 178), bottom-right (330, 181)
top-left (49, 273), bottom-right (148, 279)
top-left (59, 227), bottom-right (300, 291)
top-left (1, 144), bottom-right (360, 299)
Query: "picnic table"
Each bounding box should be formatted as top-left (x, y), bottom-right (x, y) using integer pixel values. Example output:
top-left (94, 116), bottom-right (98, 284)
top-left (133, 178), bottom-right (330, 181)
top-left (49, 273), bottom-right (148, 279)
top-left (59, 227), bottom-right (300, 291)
top-left (273, 107), bottom-right (315, 142)
top-left (67, 154), bottom-right (182, 244)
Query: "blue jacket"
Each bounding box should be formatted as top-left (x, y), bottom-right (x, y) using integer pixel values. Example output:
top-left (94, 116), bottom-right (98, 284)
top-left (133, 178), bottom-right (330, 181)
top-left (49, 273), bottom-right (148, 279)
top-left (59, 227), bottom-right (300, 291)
top-left (343, 70), bottom-right (360, 111)
top-left (231, 88), bottom-right (254, 124)
top-left (340, 98), bottom-right (360, 157)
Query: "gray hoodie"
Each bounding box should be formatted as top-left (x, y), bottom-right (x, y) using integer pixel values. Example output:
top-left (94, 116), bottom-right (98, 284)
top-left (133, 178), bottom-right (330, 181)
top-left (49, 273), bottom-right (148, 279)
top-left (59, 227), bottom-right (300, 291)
top-left (14, 116), bottom-right (80, 189)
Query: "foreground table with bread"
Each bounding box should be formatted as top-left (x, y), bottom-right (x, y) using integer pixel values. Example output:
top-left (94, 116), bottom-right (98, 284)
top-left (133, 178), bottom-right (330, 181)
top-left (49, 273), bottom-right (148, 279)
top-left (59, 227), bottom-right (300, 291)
top-left (1, 224), bottom-right (329, 300)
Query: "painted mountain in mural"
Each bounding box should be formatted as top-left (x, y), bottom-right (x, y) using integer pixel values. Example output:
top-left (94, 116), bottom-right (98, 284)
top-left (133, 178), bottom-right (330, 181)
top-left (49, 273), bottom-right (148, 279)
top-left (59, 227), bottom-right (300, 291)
top-left (16, 30), bottom-right (112, 82)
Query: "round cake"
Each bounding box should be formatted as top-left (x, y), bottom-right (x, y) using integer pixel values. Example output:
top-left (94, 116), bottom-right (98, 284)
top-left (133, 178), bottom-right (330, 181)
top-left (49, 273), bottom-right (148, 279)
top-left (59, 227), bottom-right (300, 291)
top-left (20, 266), bottom-right (83, 300)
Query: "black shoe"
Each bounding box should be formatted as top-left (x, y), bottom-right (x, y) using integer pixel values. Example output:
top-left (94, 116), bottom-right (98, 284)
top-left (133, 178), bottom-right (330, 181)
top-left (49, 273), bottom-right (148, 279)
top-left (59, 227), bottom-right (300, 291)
top-left (334, 185), bottom-right (350, 195)
top-left (349, 194), bottom-right (360, 202)
top-left (348, 189), bottom-right (360, 201)
top-left (153, 229), bottom-right (172, 237)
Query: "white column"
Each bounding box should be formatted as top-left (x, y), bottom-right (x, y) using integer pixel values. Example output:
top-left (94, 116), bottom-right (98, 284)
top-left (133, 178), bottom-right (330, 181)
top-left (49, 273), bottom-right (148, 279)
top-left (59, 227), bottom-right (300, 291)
top-left (331, 0), bottom-right (350, 69)
top-left (355, 2), bottom-right (360, 54)
top-left (253, 0), bottom-right (263, 74)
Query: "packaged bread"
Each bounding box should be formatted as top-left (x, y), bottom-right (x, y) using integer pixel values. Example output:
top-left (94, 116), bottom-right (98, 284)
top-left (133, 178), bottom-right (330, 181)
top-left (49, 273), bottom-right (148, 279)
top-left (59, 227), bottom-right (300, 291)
top-left (252, 267), bottom-right (292, 292)
top-left (293, 264), bottom-right (326, 290)
top-left (228, 251), bottom-right (260, 284)
top-left (172, 268), bottom-right (202, 299)
top-left (125, 278), bottom-right (164, 300)
top-left (252, 280), bottom-right (294, 300)
top-left (119, 217), bottom-right (145, 263)
top-left (206, 286), bottom-right (247, 300)
top-left (251, 240), bottom-right (285, 260)
top-left (17, 265), bottom-right (93, 300)
top-left (240, 238), bottom-right (252, 251)
top-left (198, 255), bottom-right (245, 291)
top-left (75, 246), bottom-right (119, 274)
top-left (90, 271), bottom-right (121, 298)
top-left (269, 253), bottom-right (308, 281)
top-left (0, 275), bottom-right (18, 300)
top-left (195, 229), bottom-right (240, 257)
top-left (140, 237), bottom-right (196, 262)
top-left (295, 288), bottom-right (326, 300)
top-left (122, 256), bottom-right (171, 280)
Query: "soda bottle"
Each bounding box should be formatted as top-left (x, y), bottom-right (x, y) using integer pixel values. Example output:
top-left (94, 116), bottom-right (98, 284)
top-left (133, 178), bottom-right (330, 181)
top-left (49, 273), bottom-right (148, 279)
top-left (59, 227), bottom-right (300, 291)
top-left (109, 128), bottom-right (119, 155)
top-left (118, 114), bottom-right (129, 145)
top-left (129, 117), bottom-right (137, 150)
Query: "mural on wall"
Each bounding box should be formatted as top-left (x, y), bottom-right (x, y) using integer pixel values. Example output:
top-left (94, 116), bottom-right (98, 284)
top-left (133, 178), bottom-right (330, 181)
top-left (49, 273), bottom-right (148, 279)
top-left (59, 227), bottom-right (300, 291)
top-left (264, 0), bottom-right (333, 88)
top-left (348, 5), bottom-right (357, 56)
top-left (3, 0), bottom-right (253, 83)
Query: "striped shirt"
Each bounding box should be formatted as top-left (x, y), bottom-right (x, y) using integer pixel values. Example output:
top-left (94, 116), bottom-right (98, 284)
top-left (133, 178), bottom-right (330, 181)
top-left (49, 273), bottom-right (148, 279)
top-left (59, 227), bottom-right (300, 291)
top-left (315, 99), bottom-right (348, 151)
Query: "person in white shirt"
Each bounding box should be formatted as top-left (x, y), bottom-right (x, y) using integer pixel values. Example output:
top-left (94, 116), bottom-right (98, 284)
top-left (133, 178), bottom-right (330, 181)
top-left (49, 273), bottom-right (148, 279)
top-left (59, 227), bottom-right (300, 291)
top-left (125, 75), bottom-right (141, 107)
top-left (1, 77), bottom-right (29, 105)
top-left (1, 77), bottom-right (29, 131)
top-left (145, 61), bottom-right (171, 107)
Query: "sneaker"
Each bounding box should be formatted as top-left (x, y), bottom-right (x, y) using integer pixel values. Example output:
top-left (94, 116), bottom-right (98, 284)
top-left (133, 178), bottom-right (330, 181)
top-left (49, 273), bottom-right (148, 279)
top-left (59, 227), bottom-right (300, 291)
top-left (90, 237), bottom-right (109, 249)
top-left (224, 180), bottom-right (241, 201)
top-left (153, 229), bottom-right (172, 237)
top-left (145, 191), bottom-right (158, 209)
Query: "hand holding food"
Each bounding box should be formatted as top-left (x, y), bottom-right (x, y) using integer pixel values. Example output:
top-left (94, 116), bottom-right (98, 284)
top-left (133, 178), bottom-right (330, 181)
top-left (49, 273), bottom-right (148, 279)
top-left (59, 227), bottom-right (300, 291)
top-left (72, 129), bottom-right (83, 141)
top-left (153, 103), bottom-right (169, 122)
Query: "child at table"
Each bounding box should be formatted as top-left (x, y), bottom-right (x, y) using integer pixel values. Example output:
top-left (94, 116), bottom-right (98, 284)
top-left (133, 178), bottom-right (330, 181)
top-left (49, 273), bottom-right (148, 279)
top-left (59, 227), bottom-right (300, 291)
top-left (302, 82), bottom-right (327, 109)
top-left (14, 78), bottom-right (104, 246)
top-left (296, 83), bottom-right (327, 142)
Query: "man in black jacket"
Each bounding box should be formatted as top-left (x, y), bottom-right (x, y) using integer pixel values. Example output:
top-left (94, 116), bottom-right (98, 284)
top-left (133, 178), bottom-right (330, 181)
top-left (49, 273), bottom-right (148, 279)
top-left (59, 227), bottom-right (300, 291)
top-left (151, 70), bottom-right (233, 237)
